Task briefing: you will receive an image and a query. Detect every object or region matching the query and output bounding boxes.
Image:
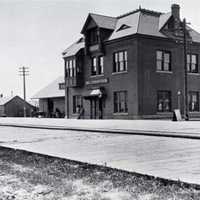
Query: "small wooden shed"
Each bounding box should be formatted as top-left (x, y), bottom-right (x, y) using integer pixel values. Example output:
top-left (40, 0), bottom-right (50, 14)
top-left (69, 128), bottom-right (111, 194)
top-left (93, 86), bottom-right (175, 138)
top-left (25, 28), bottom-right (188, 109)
top-left (0, 95), bottom-right (35, 117)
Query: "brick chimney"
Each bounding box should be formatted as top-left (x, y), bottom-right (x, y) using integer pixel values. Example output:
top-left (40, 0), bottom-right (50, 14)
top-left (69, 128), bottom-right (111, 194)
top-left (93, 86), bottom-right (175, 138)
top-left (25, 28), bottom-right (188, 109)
top-left (171, 4), bottom-right (181, 32)
top-left (171, 4), bottom-right (180, 20)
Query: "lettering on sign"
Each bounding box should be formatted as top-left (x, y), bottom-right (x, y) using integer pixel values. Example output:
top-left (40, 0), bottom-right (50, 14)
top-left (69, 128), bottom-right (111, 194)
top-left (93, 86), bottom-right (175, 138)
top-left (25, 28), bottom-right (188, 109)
top-left (86, 78), bottom-right (109, 85)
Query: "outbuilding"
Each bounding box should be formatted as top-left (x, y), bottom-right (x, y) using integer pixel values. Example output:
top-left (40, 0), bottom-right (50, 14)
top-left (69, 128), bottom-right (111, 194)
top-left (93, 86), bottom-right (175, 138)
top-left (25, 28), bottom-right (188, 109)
top-left (0, 95), bottom-right (35, 117)
top-left (32, 76), bottom-right (65, 117)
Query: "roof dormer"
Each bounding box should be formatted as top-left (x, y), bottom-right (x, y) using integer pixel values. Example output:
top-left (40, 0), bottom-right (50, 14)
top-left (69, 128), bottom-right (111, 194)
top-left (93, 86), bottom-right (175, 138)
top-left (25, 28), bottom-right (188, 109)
top-left (81, 13), bottom-right (117, 55)
top-left (81, 13), bottom-right (117, 34)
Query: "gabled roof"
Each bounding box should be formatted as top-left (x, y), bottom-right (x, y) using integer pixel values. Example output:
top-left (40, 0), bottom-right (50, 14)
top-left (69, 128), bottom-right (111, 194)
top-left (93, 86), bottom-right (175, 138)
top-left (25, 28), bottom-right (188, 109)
top-left (81, 13), bottom-right (117, 33)
top-left (0, 95), bottom-right (34, 107)
top-left (0, 96), bottom-right (14, 106)
top-left (62, 38), bottom-right (84, 58)
top-left (32, 76), bottom-right (64, 99)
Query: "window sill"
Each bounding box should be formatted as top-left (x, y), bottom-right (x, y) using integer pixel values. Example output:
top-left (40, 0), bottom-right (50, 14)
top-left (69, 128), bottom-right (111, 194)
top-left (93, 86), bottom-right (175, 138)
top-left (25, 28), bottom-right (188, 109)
top-left (188, 73), bottom-right (200, 76)
top-left (113, 112), bottom-right (128, 115)
top-left (189, 111), bottom-right (200, 113)
top-left (112, 71), bottom-right (128, 75)
top-left (66, 76), bottom-right (76, 79)
top-left (156, 70), bottom-right (172, 74)
top-left (156, 112), bottom-right (172, 114)
top-left (90, 74), bottom-right (104, 78)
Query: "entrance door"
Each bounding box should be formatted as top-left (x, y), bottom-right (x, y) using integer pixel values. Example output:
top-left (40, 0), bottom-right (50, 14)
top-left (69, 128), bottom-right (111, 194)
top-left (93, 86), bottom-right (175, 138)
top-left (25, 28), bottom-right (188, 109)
top-left (47, 99), bottom-right (54, 117)
top-left (90, 98), bottom-right (103, 119)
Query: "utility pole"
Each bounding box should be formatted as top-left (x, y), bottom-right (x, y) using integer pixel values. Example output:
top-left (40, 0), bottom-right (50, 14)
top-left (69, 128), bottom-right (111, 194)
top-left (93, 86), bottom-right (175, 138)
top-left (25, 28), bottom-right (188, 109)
top-left (183, 18), bottom-right (189, 120)
top-left (19, 66), bottom-right (29, 117)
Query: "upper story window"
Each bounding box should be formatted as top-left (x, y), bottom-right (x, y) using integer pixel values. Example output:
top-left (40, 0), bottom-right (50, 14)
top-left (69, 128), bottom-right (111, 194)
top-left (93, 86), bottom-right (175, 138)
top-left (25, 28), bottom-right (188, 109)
top-left (98, 56), bottom-right (104, 75)
top-left (113, 51), bottom-right (127, 73)
top-left (114, 91), bottom-right (128, 113)
top-left (65, 59), bottom-right (76, 78)
top-left (156, 50), bottom-right (171, 72)
top-left (187, 54), bottom-right (198, 73)
top-left (91, 57), bottom-right (97, 76)
top-left (188, 91), bottom-right (199, 112)
top-left (91, 56), bottom-right (104, 76)
top-left (89, 28), bottom-right (98, 45)
top-left (157, 90), bottom-right (171, 112)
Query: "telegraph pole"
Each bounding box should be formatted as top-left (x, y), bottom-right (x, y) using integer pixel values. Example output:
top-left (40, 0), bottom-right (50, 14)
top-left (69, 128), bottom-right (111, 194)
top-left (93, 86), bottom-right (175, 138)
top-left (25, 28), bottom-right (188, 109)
top-left (183, 18), bottom-right (189, 120)
top-left (19, 66), bottom-right (29, 117)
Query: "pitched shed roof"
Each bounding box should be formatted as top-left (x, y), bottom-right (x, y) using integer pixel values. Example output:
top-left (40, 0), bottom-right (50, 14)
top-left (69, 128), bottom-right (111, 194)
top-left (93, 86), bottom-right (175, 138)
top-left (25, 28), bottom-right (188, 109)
top-left (32, 76), bottom-right (65, 99)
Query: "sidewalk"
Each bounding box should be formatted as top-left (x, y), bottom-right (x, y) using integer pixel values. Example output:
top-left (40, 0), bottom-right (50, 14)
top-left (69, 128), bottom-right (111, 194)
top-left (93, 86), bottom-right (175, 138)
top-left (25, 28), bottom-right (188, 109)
top-left (0, 117), bottom-right (200, 139)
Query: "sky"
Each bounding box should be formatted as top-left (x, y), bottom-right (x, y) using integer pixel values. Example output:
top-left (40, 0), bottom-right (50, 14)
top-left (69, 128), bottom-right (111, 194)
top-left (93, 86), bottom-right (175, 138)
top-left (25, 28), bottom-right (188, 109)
top-left (0, 0), bottom-right (199, 99)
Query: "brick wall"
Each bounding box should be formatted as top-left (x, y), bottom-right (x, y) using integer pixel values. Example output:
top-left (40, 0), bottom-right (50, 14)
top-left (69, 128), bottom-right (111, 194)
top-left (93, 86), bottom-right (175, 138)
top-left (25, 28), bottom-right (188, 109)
top-left (65, 35), bottom-right (200, 119)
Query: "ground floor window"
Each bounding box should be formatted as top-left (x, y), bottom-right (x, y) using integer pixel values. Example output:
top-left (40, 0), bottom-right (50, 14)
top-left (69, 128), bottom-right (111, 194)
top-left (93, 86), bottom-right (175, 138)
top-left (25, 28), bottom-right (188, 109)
top-left (73, 95), bottom-right (83, 113)
top-left (157, 91), bottom-right (171, 112)
top-left (188, 91), bottom-right (199, 112)
top-left (114, 91), bottom-right (128, 113)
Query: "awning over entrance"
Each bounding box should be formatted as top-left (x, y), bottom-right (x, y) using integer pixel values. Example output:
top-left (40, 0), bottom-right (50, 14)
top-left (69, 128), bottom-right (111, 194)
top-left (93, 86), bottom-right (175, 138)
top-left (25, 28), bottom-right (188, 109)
top-left (84, 88), bottom-right (105, 99)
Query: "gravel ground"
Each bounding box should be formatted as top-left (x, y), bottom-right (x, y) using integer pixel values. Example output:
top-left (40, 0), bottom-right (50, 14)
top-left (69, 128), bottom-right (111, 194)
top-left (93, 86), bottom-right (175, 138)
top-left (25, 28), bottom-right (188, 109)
top-left (0, 146), bottom-right (200, 200)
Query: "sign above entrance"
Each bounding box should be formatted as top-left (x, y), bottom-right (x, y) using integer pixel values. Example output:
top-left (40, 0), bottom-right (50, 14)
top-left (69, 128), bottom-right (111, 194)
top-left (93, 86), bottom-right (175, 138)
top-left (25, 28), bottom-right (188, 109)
top-left (86, 78), bottom-right (109, 86)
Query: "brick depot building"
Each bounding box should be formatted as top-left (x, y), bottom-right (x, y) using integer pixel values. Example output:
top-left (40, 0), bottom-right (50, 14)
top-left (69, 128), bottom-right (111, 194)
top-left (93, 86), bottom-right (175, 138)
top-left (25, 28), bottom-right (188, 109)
top-left (62, 4), bottom-right (200, 119)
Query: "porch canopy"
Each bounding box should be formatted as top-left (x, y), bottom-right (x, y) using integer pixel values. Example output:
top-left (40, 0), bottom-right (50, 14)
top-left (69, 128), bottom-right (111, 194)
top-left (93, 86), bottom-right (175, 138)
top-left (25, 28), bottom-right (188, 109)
top-left (83, 88), bottom-right (105, 99)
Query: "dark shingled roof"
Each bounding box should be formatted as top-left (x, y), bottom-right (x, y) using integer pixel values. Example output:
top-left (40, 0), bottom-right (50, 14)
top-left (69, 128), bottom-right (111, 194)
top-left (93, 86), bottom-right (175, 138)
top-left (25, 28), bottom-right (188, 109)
top-left (81, 13), bottom-right (117, 33)
top-left (89, 13), bottom-right (117, 30)
top-left (108, 8), bottom-right (200, 42)
top-left (63, 6), bottom-right (200, 58)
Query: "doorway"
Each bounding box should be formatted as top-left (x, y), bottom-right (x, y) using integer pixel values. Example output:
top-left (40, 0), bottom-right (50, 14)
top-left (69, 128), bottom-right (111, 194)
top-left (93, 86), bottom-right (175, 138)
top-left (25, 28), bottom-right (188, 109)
top-left (47, 99), bottom-right (54, 117)
top-left (90, 98), bottom-right (103, 119)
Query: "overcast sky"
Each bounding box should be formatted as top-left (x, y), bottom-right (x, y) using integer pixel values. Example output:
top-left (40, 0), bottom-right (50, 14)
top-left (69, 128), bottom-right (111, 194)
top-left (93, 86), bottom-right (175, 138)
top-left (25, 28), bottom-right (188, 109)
top-left (0, 0), bottom-right (199, 99)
